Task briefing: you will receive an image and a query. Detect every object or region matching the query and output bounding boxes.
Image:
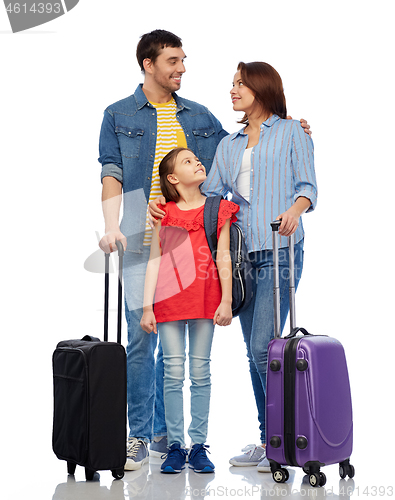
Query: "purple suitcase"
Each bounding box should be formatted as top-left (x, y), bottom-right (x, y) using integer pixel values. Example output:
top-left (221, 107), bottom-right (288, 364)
top-left (266, 221), bottom-right (354, 487)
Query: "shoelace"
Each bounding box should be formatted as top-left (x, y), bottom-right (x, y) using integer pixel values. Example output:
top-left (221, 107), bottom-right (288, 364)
top-left (189, 444), bottom-right (211, 461)
top-left (241, 444), bottom-right (257, 455)
top-left (161, 446), bottom-right (188, 460)
top-left (127, 438), bottom-right (145, 458)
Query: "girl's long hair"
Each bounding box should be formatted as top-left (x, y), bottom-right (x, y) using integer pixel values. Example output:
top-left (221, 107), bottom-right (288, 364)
top-left (237, 61), bottom-right (287, 124)
top-left (159, 147), bottom-right (193, 202)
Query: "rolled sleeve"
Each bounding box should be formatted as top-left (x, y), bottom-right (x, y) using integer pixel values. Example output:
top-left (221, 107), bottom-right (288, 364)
top-left (101, 163), bottom-right (123, 184)
top-left (98, 109), bottom-right (124, 183)
top-left (292, 126), bottom-right (317, 212)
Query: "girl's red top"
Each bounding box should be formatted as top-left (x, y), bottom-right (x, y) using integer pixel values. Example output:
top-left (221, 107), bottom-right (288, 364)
top-left (153, 199), bottom-right (239, 323)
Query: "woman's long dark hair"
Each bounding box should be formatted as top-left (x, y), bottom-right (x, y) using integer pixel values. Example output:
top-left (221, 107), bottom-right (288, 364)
top-left (237, 61), bottom-right (287, 124)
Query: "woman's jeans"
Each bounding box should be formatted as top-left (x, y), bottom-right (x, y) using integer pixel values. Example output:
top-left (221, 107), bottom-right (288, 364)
top-left (238, 240), bottom-right (304, 445)
top-left (159, 319), bottom-right (214, 447)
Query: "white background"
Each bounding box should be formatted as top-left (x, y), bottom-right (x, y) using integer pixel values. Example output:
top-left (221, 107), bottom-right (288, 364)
top-left (1, 0), bottom-right (394, 497)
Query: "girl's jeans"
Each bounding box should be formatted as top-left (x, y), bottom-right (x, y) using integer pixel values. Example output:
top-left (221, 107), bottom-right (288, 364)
top-left (158, 319), bottom-right (214, 447)
top-left (238, 240), bottom-right (304, 444)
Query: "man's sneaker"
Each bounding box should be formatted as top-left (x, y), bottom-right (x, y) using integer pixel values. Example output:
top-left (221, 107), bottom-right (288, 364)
top-left (125, 437), bottom-right (149, 471)
top-left (149, 436), bottom-right (168, 458)
top-left (257, 455), bottom-right (271, 472)
top-left (161, 443), bottom-right (188, 473)
top-left (188, 444), bottom-right (215, 473)
top-left (229, 444), bottom-right (266, 466)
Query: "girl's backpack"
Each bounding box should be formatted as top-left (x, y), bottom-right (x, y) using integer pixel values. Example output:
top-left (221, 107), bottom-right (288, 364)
top-left (203, 195), bottom-right (253, 316)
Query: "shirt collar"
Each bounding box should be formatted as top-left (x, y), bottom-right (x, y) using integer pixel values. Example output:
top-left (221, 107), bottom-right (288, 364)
top-left (232, 114), bottom-right (281, 140)
top-left (134, 84), bottom-right (191, 111)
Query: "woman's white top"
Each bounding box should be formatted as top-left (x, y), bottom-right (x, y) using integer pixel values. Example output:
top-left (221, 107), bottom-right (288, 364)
top-left (236, 147), bottom-right (252, 202)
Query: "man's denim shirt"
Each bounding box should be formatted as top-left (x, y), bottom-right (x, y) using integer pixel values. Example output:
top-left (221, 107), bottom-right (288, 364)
top-left (99, 84), bottom-right (228, 253)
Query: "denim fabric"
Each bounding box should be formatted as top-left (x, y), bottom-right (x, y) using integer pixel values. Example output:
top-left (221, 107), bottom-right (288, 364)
top-left (158, 319), bottom-right (214, 447)
top-left (98, 84), bottom-right (228, 254)
top-left (238, 240), bottom-right (304, 444)
top-left (123, 249), bottom-right (166, 441)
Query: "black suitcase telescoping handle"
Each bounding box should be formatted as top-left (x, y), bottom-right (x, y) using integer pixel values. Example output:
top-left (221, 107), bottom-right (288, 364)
top-left (270, 221), bottom-right (296, 339)
top-left (104, 240), bottom-right (124, 344)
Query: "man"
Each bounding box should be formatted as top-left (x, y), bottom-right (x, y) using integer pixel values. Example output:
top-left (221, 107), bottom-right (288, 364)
top-left (98, 29), bottom-right (310, 471)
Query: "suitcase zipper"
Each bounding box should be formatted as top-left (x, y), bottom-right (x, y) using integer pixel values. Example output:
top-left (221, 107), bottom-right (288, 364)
top-left (284, 338), bottom-right (300, 467)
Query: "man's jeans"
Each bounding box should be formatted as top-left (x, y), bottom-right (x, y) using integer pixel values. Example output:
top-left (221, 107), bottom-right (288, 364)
top-left (123, 248), bottom-right (166, 442)
top-left (159, 319), bottom-right (214, 447)
top-left (238, 240), bottom-right (304, 445)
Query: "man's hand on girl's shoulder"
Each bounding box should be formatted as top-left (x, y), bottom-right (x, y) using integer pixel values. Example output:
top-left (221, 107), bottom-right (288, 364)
top-left (148, 196), bottom-right (167, 227)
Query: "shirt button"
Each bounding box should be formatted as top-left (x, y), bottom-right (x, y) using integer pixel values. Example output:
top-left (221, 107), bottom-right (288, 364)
top-left (128, 132), bottom-right (131, 135)
top-left (152, 113), bottom-right (155, 116)
top-left (152, 132), bottom-right (155, 135)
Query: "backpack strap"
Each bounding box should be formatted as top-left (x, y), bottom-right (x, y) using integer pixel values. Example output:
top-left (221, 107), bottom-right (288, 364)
top-left (203, 195), bottom-right (223, 264)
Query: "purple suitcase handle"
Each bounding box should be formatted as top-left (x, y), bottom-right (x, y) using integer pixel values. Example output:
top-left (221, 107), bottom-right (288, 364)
top-left (270, 221), bottom-right (296, 339)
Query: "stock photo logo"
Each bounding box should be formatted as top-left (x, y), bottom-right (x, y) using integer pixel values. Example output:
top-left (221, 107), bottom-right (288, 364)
top-left (4, 0), bottom-right (79, 32)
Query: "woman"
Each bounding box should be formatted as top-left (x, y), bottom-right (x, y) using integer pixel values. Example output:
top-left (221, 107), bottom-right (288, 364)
top-left (150, 61), bottom-right (317, 471)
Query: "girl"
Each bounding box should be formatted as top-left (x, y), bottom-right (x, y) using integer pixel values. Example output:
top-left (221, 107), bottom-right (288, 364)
top-left (140, 147), bottom-right (239, 474)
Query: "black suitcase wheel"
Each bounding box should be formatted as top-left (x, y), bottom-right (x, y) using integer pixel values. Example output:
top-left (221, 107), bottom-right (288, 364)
top-left (309, 472), bottom-right (321, 487)
top-left (85, 468), bottom-right (96, 481)
top-left (112, 468), bottom-right (124, 480)
top-left (339, 459), bottom-right (355, 479)
top-left (319, 472), bottom-right (327, 486)
top-left (309, 472), bottom-right (326, 487)
top-left (67, 462), bottom-right (76, 475)
top-left (273, 468), bottom-right (289, 484)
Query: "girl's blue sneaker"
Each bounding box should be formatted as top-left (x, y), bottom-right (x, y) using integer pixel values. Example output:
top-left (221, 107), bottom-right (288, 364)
top-left (161, 443), bottom-right (188, 473)
top-left (188, 444), bottom-right (215, 473)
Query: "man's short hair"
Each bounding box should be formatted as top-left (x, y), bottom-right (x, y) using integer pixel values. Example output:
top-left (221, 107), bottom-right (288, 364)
top-left (136, 29), bottom-right (182, 72)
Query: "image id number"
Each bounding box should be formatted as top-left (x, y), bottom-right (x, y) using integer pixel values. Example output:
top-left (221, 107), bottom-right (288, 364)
top-left (6, 3), bottom-right (62, 14)
top-left (340, 486), bottom-right (394, 496)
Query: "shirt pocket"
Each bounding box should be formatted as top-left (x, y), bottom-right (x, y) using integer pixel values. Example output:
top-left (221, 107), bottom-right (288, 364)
top-left (192, 128), bottom-right (217, 161)
top-left (115, 126), bottom-right (144, 159)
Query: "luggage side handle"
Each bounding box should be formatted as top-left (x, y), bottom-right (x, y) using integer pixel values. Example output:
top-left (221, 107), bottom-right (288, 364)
top-left (104, 240), bottom-right (124, 344)
top-left (284, 327), bottom-right (311, 339)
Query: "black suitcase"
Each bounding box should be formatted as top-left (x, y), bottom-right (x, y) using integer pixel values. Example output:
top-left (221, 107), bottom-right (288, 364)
top-left (52, 242), bottom-right (127, 480)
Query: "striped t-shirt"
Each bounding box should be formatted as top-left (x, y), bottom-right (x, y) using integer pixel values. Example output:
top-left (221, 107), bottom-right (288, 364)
top-left (143, 97), bottom-right (187, 246)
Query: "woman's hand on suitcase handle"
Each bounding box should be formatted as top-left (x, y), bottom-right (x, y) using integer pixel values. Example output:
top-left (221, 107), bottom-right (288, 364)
top-left (276, 197), bottom-right (312, 236)
top-left (140, 309), bottom-right (158, 334)
top-left (99, 230), bottom-right (127, 254)
top-left (276, 211), bottom-right (299, 237)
